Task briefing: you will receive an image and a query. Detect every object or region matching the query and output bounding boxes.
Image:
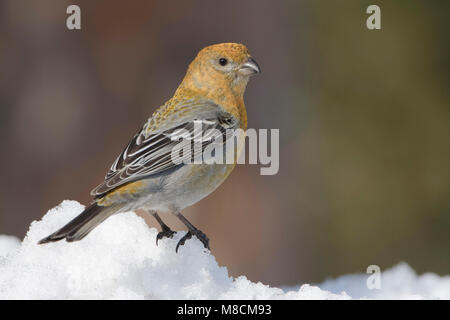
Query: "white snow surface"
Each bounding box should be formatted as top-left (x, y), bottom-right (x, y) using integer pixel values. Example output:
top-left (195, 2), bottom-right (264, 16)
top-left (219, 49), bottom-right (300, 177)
top-left (0, 200), bottom-right (448, 299)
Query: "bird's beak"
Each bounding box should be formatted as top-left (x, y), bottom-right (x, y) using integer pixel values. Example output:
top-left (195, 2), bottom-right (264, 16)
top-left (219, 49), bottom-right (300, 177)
top-left (239, 57), bottom-right (261, 75)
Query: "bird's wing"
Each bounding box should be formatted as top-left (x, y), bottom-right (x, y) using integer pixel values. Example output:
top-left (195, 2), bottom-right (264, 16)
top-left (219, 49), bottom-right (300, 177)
top-left (90, 99), bottom-right (237, 198)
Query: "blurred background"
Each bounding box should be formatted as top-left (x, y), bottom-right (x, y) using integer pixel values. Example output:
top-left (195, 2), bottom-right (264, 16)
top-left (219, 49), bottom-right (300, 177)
top-left (0, 0), bottom-right (449, 286)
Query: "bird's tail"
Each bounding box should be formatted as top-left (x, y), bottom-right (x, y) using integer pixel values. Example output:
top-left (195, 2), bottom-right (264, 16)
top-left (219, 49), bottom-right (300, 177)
top-left (38, 203), bottom-right (123, 244)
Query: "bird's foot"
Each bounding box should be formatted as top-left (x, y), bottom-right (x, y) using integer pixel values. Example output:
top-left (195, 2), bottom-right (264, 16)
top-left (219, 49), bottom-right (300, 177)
top-left (156, 226), bottom-right (176, 245)
top-left (176, 229), bottom-right (210, 253)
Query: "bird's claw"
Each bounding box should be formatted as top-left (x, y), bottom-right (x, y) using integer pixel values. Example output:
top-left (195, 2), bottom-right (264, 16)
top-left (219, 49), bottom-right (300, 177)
top-left (156, 228), bottom-right (176, 245)
top-left (176, 229), bottom-right (210, 253)
top-left (175, 231), bottom-right (193, 252)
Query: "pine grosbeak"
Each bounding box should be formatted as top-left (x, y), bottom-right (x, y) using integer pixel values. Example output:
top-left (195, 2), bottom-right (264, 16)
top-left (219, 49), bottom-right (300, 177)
top-left (39, 43), bottom-right (260, 252)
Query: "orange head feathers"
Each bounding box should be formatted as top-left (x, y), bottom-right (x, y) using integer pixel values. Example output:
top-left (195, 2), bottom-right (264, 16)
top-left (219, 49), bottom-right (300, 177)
top-left (178, 43), bottom-right (260, 101)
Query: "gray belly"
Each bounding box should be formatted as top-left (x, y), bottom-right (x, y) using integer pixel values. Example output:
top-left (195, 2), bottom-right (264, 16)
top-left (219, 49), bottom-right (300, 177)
top-left (138, 163), bottom-right (233, 212)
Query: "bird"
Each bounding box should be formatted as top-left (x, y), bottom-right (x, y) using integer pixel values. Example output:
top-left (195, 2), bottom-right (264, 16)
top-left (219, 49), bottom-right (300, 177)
top-left (38, 43), bottom-right (261, 252)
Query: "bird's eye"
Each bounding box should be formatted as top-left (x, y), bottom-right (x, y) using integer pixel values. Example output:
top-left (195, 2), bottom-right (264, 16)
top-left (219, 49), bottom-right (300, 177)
top-left (219, 58), bottom-right (228, 66)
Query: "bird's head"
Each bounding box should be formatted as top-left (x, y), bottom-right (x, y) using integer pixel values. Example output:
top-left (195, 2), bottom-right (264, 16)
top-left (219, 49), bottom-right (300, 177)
top-left (182, 43), bottom-right (260, 98)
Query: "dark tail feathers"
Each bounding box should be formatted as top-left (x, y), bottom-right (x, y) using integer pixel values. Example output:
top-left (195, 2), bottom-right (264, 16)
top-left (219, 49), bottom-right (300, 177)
top-left (38, 203), bottom-right (120, 244)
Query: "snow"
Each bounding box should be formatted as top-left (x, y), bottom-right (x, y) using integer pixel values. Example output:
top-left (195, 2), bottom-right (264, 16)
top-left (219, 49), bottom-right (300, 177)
top-left (0, 235), bottom-right (21, 258)
top-left (319, 263), bottom-right (450, 299)
top-left (0, 200), bottom-right (448, 299)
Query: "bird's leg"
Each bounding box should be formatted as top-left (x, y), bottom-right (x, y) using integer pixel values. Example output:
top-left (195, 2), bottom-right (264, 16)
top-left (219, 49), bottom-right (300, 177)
top-left (173, 211), bottom-right (210, 252)
top-left (149, 211), bottom-right (176, 245)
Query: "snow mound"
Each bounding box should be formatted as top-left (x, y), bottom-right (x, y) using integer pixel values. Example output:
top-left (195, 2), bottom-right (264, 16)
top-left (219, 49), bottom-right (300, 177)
top-left (319, 263), bottom-right (450, 299)
top-left (0, 200), bottom-right (448, 299)
top-left (0, 235), bottom-right (21, 258)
